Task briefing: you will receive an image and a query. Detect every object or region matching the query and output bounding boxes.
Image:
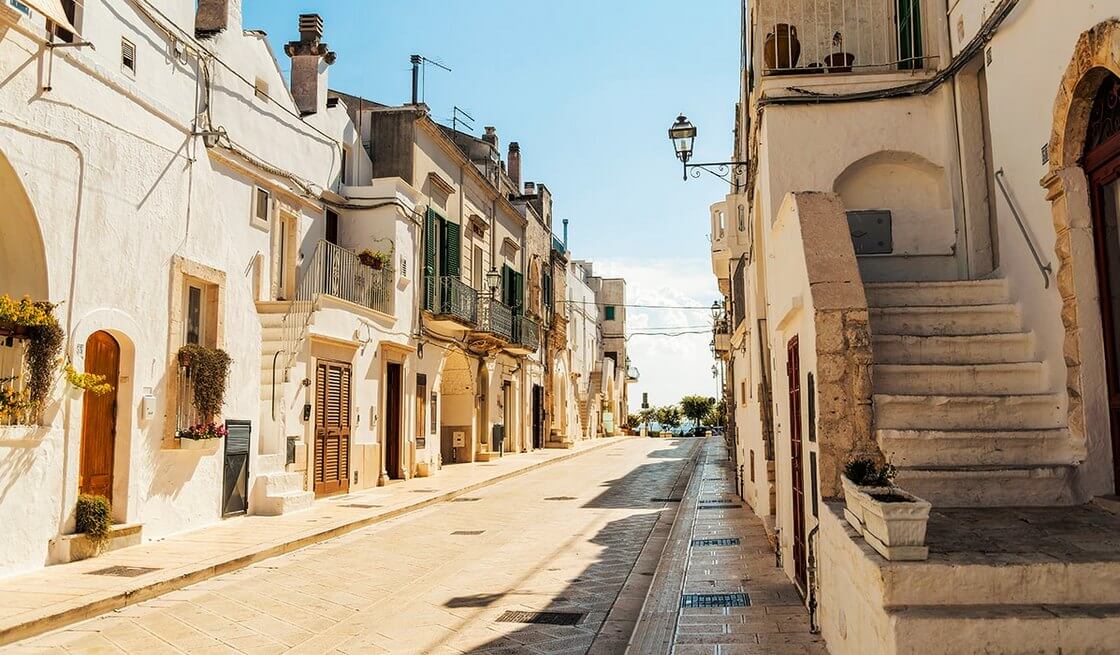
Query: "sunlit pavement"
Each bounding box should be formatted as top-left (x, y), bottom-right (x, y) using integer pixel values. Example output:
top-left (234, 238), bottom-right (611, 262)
top-left (5, 438), bottom-right (703, 655)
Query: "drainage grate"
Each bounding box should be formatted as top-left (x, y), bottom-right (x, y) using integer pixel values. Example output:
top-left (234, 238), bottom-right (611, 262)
top-left (452, 497), bottom-right (481, 502)
top-left (544, 496), bottom-right (577, 501)
top-left (496, 610), bottom-right (584, 626)
top-left (698, 503), bottom-right (742, 509)
top-left (681, 593), bottom-right (750, 608)
top-left (412, 489), bottom-right (438, 493)
top-left (650, 497), bottom-right (682, 502)
top-left (692, 538), bottom-right (741, 547)
top-left (451, 530), bottom-right (486, 535)
top-left (698, 498), bottom-right (735, 504)
top-left (87, 566), bottom-right (161, 578)
top-left (340, 503), bottom-right (381, 509)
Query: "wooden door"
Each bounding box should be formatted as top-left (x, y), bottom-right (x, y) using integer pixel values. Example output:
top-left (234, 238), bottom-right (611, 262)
top-left (79, 331), bottom-right (120, 501)
top-left (385, 362), bottom-right (402, 479)
top-left (532, 385), bottom-right (544, 449)
top-left (786, 336), bottom-right (807, 592)
top-left (314, 360), bottom-right (351, 496)
top-left (1087, 73), bottom-right (1120, 494)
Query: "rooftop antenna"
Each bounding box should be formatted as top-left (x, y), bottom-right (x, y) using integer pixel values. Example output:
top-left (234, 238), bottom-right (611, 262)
top-left (410, 54), bottom-right (451, 105)
top-left (452, 106), bottom-right (475, 135)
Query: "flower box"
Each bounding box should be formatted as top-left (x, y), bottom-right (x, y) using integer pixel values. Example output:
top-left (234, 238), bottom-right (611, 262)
top-left (860, 488), bottom-right (932, 561)
top-left (840, 474), bottom-right (891, 536)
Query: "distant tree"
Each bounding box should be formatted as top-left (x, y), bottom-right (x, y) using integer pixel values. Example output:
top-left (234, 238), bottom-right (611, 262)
top-left (680, 395), bottom-right (715, 427)
top-left (638, 407), bottom-right (656, 425)
top-left (705, 399), bottom-right (727, 426)
top-left (627, 414), bottom-right (642, 428)
top-left (655, 405), bottom-right (682, 430)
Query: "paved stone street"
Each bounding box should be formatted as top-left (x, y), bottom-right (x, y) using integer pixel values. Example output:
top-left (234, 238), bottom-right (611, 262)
top-left (3, 438), bottom-right (702, 655)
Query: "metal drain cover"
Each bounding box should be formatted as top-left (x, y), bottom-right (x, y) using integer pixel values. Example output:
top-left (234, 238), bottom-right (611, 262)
top-left (412, 489), bottom-right (438, 493)
top-left (681, 593), bottom-right (750, 608)
top-left (544, 496), bottom-right (577, 501)
top-left (87, 566), bottom-right (160, 578)
top-left (340, 503), bottom-right (380, 509)
top-left (452, 497), bottom-right (482, 502)
top-left (650, 497), bottom-right (682, 502)
top-left (452, 530), bottom-right (485, 535)
top-left (496, 610), bottom-right (584, 626)
top-left (698, 503), bottom-right (742, 509)
top-left (692, 538), bottom-right (741, 547)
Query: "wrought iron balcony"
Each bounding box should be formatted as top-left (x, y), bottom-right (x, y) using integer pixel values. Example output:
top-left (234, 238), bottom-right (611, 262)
top-left (551, 234), bottom-right (566, 254)
top-left (427, 276), bottom-right (478, 326)
top-left (308, 241), bottom-right (394, 314)
top-left (477, 297), bottom-right (513, 341)
top-left (512, 315), bottom-right (540, 352)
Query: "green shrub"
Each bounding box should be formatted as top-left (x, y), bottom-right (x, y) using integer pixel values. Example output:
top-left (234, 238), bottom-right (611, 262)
top-left (844, 458), bottom-right (895, 487)
top-left (177, 344), bottom-right (232, 421)
top-left (75, 494), bottom-right (112, 541)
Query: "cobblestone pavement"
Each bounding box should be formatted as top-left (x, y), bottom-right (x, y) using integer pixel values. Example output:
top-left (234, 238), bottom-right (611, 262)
top-left (630, 438), bottom-right (828, 655)
top-left (4, 438), bottom-right (701, 655)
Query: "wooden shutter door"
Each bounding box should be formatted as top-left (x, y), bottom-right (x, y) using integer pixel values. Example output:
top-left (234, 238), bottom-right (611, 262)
top-left (424, 209), bottom-right (438, 310)
top-left (445, 222), bottom-right (461, 277)
top-left (314, 360), bottom-right (351, 496)
top-left (79, 331), bottom-right (120, 501)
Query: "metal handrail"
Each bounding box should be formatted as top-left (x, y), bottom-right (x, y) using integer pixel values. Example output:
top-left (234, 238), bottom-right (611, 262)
top-left (513, 315), bottom-right (540, 351)
top-left (431, 275), bottom-right (478, 325)
top-left (995, 169), bottom-right (1052, 288)
top-left (478, 297), bottom-right (513, 341)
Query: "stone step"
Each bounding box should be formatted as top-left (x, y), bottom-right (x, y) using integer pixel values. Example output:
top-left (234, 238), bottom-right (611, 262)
top-left (878, 428), bottom-right (1074, 467)
top-left (869, 304), bottom-right (1022, 336)
top-left (259, 312), bottom-right (286, 327)
top-left (261, 326), bottom-right (285, 341)
top-left (893, 465), bottom-right (1077, 506)
top-left (261, 342), bottom-right (284, 358)
top-left (872, 362), bottom-right (1046, 395)
top-left (865, 279), bottom-right (1009, 308)
top-left (872, 333), bottom-right (1035, 365)
top-left (873, 393), bottom-right (1065, 430)
top-left (887, 604), bottom-right (1120, 655)
top-left (255, 471), bottom-right (303, 496)
top-left (254, 490), bottom-right (314, 516)
top-left (255, 454), bottom-right (285, 474)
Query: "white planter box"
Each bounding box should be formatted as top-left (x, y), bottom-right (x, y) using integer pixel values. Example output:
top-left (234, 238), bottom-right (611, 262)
top-left (178, 436), bottom-right (221, 452)
top-left (861, 488), bottom-right (932, 561)
top-left (49, 523), bottom-right (143, 564)
top-left (840, 475), bottom-right (891, 536)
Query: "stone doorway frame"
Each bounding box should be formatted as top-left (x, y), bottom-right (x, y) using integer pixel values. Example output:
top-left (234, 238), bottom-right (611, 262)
top-left (1041, 19), bottom-right (1120, 496)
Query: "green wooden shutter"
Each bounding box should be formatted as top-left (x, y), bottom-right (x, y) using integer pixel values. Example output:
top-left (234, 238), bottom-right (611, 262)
top-left (514, 271), bottom-right (524, 316)
top-left (502, 265), bottom-right (513, 306)
top-left (543, 272), bottom-right (552, 312)
top-left (424, 208), bottom-right (437, 310)
top-left (445, 222), bottom-right (461, 277)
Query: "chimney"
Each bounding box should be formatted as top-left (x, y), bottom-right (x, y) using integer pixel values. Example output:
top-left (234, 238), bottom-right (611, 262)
top-left (508, 142), bottom-right (521, 191)
top-left (284, 14), bottom-right (337, 116)
top-left (524, 181), bottom-right (536, 196)
top-left (195, 0), bottom-right (241, 36)
top-left (482, 126), bottom-right (498, 149)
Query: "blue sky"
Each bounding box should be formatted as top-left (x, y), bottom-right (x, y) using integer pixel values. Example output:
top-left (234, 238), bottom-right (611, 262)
top-left (243, 0), bottom-right (740, 409)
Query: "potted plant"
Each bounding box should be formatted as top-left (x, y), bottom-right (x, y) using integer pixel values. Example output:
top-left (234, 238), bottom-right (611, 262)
top-left (75, 493), bottom-right (112, 549)
top-left (841, 458), bottom-right (893, 535)
top-left (763, 23), bottom-right (801, 71)
top-left (180, 422), bottom-right (228, 440)
top-left (825, 32), bottom-right (855, 73)
top-left (64, 363), bottom-right (113, 400)
top-left (176, 344), bottom-right (231, 439)
top-left (0, 295), bottom-right (63, 424)
top-left (861, 486), bottom-right (932, 561)
top-left (358, 249), bottom-right (389, 270)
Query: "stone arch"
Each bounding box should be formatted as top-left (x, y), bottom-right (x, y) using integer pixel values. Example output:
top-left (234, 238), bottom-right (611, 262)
top-left (1041, 19), bottom-right (1120, 497)
top-left (0, 149), bottom-right (49, 299)
top-left (436, 347), bottom-right (475, 464)
top-left (833, 150), bottom-right (953, 263)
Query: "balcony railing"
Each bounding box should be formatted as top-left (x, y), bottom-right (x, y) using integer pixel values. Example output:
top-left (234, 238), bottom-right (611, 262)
top-left (513, 315), bottom-right (540, 352)
top-left (756, 0), bottom-right (932, 76)
top-left (279, 240), bottom-right (394, 374)
top-left (477, 297), bottom-right (513, 341)
top-left (427, 276), bottom-right (478, 325)
top-left (551, 235), bottom-right (566, 254)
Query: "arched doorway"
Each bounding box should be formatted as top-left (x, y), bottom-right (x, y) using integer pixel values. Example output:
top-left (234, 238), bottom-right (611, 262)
top-left (0, 150), bottom-right (49, 298)
top-left (438, 349), bottom-right (475, 464)
top-left (1085, 73), bottom-right (1120, 493)
top-left (79, 331), bottom-right (120, 501)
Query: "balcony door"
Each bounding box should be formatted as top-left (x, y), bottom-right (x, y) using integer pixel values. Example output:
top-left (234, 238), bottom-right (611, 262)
top-left (786, 336), bottom-right (807, 593)
top-left (1085, 73), bottom-right (1120, 494)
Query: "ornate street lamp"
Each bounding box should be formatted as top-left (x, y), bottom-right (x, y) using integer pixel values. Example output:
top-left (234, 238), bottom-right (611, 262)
top-left (710, 300), bottom-right (722, 322)
top-left (667, 114), bottom-right (748, 187)
top-left (486, 267), bottom-right (502, 300)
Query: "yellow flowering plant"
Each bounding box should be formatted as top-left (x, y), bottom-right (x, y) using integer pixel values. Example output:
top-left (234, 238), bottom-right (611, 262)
top-left (64, 363), bottom-right (113, 395)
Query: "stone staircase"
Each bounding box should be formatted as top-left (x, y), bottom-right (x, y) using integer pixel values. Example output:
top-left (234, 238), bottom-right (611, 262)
top-left (866, 279), bottom-right (1078, 507)
top-left (252, 306), bottom-right (314, 516)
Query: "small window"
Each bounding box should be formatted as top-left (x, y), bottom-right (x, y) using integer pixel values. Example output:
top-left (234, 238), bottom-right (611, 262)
top-left (254, 77), bottom-right (269, 100)
top-left (185, 284), bottom-right (204, 346)
top-left (604, 305), bottom-right (616, 321)
top-left (121, 38), bottom-right (136, 75)
top-left (325, 209), bottom-right (338, 245)
top-left (7, 1), bottom-right (30, 17)
top-left (340, 147), bottom-right (350, 186)
top-left (254, 187), bottom-right (271, 224)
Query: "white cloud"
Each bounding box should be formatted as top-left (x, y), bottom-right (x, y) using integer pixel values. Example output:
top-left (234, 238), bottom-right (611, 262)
top-left (592, 257), bottom-right (721, 414)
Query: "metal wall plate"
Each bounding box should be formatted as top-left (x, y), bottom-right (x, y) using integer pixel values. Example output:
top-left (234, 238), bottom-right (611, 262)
top-left (496, 610), bottom-right (584, 626)
top-left (847, 210), bottom-right (893, 255)
top-left (681, 593), bottom-right (750, 608)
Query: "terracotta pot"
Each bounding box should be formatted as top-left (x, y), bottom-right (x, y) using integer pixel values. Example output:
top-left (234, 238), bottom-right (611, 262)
top-left (0, 320), bottom-right (31, 339)
top-left (825, 52), bottom-right (855, 73)
top-left (763, 24), bottom-right (801, 71)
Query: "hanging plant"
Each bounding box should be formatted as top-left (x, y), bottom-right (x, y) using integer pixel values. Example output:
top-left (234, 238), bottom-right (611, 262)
top-left (177, 344), bottom-right (231, 422)
top-left (64, 363), bottom-right (113, 396)
top-left (357, 249), bottom-right (389, 270)
top-left (0, 296), bottom-right (64, 421)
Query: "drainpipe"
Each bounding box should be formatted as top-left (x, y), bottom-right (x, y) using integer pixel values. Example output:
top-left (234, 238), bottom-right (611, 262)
top-left (807, 524), bottom-right (821, 634)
